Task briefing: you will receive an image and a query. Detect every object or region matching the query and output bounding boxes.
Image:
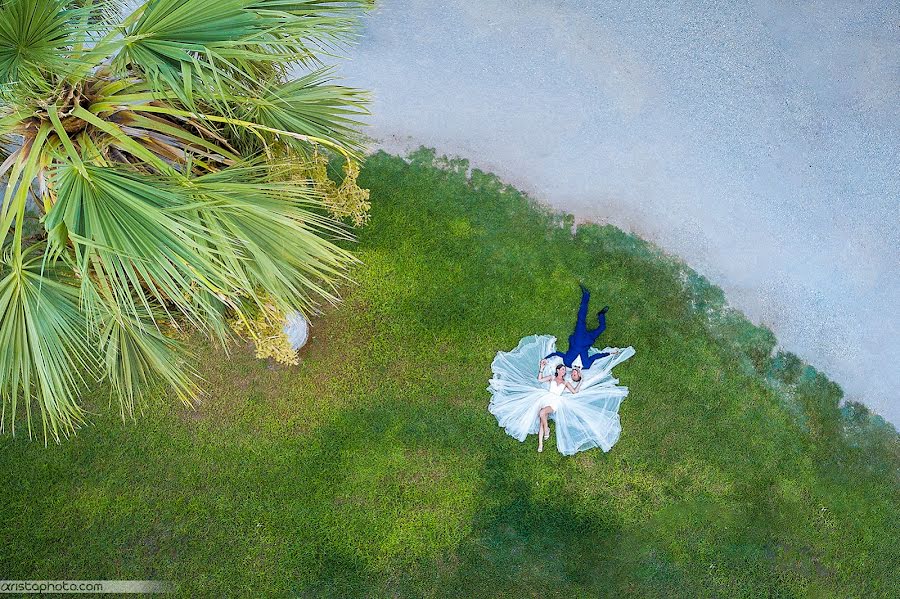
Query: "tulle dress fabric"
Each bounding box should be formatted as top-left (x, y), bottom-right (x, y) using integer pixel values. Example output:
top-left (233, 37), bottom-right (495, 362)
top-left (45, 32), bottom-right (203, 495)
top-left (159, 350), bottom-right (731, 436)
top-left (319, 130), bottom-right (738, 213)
top-left (487, 335), bottom-right (635, 455)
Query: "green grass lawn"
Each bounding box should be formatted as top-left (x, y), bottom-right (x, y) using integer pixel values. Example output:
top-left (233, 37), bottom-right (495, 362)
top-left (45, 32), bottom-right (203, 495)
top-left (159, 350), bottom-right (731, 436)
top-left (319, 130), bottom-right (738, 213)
top-left (1, 149), bottom-right (897, 597)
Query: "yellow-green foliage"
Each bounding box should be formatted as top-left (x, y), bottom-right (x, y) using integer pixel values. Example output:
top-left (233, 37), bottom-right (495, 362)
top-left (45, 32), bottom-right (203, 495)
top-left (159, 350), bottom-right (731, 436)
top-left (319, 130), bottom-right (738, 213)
top-left (268, 148), bottom-right (371, 227)
top-left (229, 302), bottom-right (299, 366)
top-left (229, 149), bottom-right (369, 366)
top-left (309, 150), bottom-right (371, 227)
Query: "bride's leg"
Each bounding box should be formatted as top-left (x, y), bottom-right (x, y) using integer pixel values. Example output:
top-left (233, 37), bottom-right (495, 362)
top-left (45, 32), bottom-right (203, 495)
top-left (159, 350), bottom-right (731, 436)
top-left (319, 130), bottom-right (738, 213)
top-left (538, 415), bottom-right (544, 452)
top-left (538, 407), bottom-right (552, 451)
top-left (537, 409), bottom-right (545, 452)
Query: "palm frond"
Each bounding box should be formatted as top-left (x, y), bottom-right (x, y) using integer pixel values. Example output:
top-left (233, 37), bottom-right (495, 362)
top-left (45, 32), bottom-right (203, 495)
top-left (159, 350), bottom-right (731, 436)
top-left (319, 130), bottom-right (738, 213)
top-left (187, 162), bottom-right (358, 315)
top-left (0, 134), bottom-right (11, 170)
top-left (47, 163), bottom-right (234, 328)
top-left (242, 68), bottom-right (369, 157)
top-left (68, 0), bottom-right (127, 27)
top-left (96, 305), bottom-right (200, 419)
top-left (0, 122), bottom-right (51, 250)
top-left (113, 0), bottom-right (270, 104)
top-left (113, 0), bottom-right (370, 105)
top-left (0, 245), bottom-right (95, 441)
top-left (247, 0), bottom-right (374, 54)
top-left (0, 0), bottom-right (101, 97)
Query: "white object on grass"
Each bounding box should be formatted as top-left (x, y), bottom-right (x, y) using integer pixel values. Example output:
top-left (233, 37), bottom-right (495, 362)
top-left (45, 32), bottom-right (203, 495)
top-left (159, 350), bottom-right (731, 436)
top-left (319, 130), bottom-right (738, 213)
top-left (283, 311), bottom-right (309, 351)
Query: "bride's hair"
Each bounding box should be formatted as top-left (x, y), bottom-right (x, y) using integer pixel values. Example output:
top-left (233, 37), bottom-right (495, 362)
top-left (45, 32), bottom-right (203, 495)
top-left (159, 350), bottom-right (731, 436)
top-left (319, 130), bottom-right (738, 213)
top-left (555, 364), bottom-right (566, 376)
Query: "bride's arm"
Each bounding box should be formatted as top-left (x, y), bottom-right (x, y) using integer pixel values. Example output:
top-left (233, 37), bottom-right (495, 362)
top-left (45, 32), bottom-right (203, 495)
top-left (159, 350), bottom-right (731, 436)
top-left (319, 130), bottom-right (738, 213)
top-left (565, 380), bottom-right (582, 394)
top-left (537, 359), bottom-right (552, 382)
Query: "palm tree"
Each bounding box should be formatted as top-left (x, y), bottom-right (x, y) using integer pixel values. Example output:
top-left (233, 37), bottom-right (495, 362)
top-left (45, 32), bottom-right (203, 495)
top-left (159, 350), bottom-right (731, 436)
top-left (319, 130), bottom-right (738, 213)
top-left (0, 0), bottom-right (371, 441)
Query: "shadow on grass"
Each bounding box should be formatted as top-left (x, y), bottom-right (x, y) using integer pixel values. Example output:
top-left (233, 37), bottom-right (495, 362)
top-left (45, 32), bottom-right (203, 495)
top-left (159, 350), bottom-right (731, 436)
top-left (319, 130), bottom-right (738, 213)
top-left (288, 395), bottom-right (626, 597)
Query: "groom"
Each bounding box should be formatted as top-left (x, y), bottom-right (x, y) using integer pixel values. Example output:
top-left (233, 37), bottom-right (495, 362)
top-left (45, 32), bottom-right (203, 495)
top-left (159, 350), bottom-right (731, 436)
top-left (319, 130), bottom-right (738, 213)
top-left (545, 284), bottom-right (618, 370)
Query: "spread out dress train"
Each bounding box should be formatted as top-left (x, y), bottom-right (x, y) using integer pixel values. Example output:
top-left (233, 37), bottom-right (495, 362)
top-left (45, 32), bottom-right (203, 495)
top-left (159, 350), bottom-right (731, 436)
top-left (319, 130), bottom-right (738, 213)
top-left (487, 334), bottom-right (635, 455)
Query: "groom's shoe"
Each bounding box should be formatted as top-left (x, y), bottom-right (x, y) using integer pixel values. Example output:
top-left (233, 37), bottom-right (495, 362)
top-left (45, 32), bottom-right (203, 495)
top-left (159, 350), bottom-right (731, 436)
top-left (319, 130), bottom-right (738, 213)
top-left (579, 282), bottom-right (589, 295)
top-left (598, 305), bottom-right (609, 316)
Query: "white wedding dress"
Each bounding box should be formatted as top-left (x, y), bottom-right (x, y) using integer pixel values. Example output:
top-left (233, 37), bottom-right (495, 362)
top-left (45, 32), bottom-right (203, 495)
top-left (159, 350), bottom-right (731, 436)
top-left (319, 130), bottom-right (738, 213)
top-left (487, 335), bottom-right (635, 455)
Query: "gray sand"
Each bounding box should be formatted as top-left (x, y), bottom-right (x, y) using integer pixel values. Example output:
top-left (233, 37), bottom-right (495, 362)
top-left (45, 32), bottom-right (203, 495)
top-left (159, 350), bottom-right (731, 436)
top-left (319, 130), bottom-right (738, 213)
top-left (334, 0), bottom-right (900, 424)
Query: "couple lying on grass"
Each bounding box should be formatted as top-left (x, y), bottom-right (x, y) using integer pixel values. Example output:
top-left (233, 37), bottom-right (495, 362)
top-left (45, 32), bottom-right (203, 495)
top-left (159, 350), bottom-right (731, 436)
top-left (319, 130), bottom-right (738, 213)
top-left (488, 285), bottom-right (635, 454)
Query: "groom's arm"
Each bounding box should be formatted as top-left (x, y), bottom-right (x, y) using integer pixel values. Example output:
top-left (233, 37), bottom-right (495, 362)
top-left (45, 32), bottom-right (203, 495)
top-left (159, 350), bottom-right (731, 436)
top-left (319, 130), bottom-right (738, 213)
top-left (582, 349), bottom-right (615, 369)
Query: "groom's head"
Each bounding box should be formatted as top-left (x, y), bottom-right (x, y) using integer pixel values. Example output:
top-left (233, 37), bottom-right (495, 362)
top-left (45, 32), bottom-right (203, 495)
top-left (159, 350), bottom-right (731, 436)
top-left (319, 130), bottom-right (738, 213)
top-left (571, 367), bottom-right (582, 382)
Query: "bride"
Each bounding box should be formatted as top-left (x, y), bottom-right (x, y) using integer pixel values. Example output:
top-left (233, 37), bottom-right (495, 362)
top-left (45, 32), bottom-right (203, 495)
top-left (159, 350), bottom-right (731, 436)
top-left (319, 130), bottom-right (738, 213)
top-left (535, 360), bottom-right (582, 452)
top-left (488, 335), bottom-right (634, 454)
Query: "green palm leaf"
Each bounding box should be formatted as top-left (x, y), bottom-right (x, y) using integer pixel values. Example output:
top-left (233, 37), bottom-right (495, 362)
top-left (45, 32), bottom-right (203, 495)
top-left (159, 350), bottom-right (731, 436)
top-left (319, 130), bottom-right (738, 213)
top-left (243, 68), bottom-right (369, 156)
top-left (187, 163), bottom-right (358, 314)
top-left (96, 305), bottom-right (200, 421)
top-left (0, 246), bottom-right (94, 441)
top-left (47, 164), bottom-right (233, 327)
top-left (0, 0), bottom-right (98, 97)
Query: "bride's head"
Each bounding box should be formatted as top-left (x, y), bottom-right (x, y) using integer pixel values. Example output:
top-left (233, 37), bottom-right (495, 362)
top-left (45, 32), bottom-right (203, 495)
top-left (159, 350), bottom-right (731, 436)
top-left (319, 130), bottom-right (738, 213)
top-left (554, 364), bottom-right (566, 379)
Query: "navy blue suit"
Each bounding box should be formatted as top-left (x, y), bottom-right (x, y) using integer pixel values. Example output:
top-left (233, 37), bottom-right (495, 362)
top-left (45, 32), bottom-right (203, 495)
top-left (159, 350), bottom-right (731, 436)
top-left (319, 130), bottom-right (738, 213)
top-left (545, 285), bottom-right (610, 368)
